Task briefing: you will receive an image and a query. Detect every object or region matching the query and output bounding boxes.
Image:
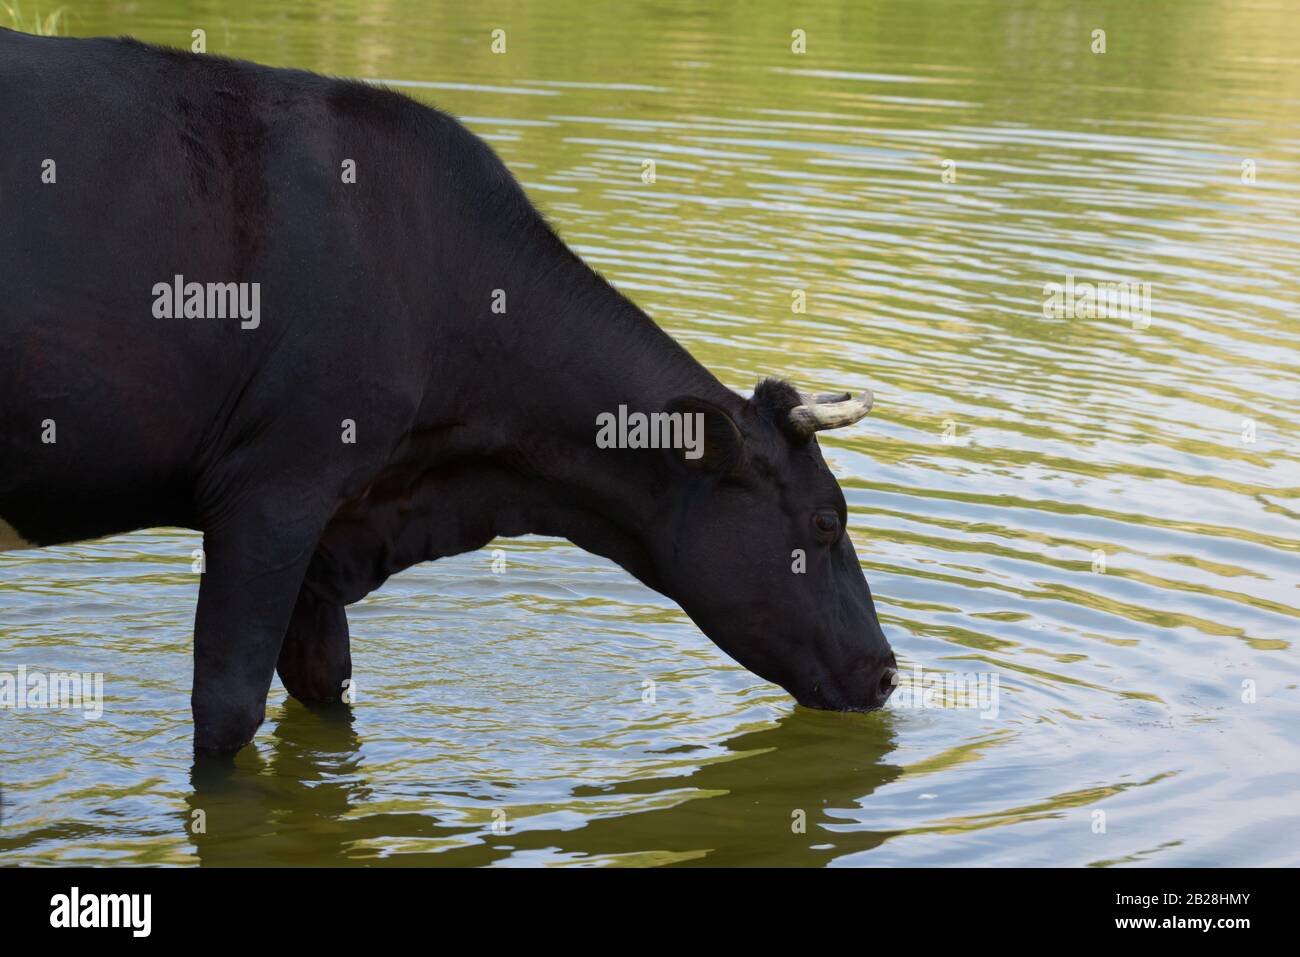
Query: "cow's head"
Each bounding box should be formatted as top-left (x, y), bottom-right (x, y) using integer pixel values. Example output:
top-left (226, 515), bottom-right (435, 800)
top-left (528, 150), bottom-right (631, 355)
top-left (651, 379), bottom-right (896, 712)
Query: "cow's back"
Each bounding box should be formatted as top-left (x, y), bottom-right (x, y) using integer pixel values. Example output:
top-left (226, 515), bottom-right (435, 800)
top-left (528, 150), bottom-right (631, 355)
top-left (0, 30), bottom-right (432, 544)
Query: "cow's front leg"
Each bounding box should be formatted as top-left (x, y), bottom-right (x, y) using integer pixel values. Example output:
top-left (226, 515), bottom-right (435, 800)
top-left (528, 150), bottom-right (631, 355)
top-left (191, 504), bottom-right (324, 755)
top-left (276, 585), bottom-right (352, 704)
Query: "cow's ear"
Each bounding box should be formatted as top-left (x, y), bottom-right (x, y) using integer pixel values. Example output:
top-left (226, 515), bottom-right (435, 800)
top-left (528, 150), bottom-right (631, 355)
top-left (664, 396), bottom-right (745, 474)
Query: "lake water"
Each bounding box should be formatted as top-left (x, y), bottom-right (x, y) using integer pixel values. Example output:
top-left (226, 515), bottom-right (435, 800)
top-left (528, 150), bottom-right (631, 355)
top-left (2, 0), bottom-right (1298, 866)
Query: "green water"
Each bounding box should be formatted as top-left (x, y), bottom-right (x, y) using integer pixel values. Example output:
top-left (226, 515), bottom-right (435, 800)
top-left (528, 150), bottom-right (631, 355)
top-left (2, 0), bottom-right (1298, 866)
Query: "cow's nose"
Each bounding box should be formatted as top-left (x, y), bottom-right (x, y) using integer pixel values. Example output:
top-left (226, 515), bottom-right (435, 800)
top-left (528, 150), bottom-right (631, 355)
top-left (873, 664), bottom-right (899, 707)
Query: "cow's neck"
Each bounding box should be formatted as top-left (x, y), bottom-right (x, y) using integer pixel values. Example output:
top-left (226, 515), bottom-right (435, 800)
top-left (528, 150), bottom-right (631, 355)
top-left (452, 283), bottom-right (739, 577)
top-left (314, 280), bottom-right (740, 604)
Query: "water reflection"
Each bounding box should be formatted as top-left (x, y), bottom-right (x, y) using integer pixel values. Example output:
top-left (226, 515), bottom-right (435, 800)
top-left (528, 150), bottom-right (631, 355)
top-left (187, 702), bottom-right (901, 867)
top-left (188, 701), bottom-right (473, 866)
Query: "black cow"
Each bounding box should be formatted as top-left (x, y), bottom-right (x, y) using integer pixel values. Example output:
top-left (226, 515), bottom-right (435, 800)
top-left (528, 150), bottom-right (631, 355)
top-left (0, 29), bottom-right (897, 753)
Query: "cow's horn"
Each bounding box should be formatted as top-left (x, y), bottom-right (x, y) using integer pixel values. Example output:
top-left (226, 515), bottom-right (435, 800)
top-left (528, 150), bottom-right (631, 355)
top-left (789, 389), bottom-right (874, 436)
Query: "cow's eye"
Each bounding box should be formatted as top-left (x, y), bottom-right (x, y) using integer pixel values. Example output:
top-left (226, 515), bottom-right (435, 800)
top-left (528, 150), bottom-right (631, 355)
top-left (813, 510), bottom-right (840, 539)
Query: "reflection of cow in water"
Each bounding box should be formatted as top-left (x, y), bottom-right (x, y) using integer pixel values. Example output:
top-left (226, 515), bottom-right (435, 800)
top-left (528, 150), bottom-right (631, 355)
top-left (186, 704), bottom-right (901, 866)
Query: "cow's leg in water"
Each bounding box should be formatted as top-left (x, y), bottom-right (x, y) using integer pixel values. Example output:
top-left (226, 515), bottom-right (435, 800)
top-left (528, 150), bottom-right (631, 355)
top-left (191, 499), bottom-right (326, 754)
top-left (276, 586), bottom-right (352, 704)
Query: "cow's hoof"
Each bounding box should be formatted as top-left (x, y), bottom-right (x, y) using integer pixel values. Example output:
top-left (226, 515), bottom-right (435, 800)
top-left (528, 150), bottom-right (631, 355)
top-left (192, 705), bottom-right (264, 755)
top-left (277, 651), bottom-right (351, 704)
top-left (279, 671), bottom-right (349, 706)
top-left (276, 595), bottom-right (352, 705)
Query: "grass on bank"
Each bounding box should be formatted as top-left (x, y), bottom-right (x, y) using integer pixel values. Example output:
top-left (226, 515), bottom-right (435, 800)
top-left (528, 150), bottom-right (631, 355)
top-left (3, 3), bottom-right (66, 35)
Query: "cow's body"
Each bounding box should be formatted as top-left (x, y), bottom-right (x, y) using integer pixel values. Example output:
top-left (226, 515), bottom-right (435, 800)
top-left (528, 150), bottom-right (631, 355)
top-left (1, 29), bottom-right (896, 753)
